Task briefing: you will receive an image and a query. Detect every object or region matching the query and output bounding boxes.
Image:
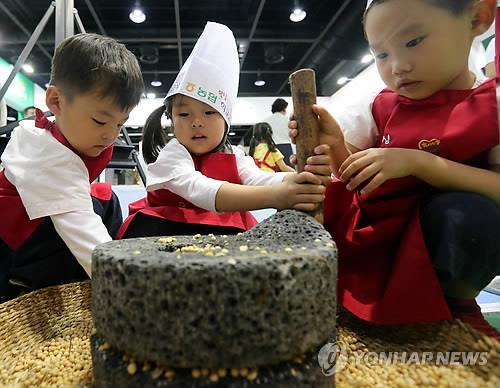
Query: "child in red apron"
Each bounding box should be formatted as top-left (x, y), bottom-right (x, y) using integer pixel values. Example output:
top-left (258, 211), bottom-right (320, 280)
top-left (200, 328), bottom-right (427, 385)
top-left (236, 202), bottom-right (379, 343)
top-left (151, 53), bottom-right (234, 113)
top-left (0, 33), bottom-right (144, 302)
top-left (250, 122), bottom-right (295, 173)
top-left (118, 23), bottom-right (330, 239)
top-left (290, 0), bottom-right (500, 338)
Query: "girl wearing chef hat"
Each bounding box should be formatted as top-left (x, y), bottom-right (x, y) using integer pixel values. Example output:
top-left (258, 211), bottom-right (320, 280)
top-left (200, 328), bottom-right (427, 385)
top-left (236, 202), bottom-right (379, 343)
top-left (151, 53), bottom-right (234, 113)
top-left (117, 22), bottom-right (331, 238)
top-left (289, 0), bottom-right (500, 338)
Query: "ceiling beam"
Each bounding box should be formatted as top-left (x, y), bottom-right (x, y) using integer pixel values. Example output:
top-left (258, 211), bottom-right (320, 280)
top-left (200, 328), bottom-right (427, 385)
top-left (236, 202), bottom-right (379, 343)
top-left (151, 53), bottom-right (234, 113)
top-left (276, 0), bottom-right (353, 95)
top-left (36, 69), bottom-right (294, 77)
top-left (239, 0), bottom-right (266, 68)
top-left (1, 37), bottom-right (316, 45)
top-left (0, 2), bottom-right (52, 60)
top-left (320, 59), bottom-right (347, 86)
top-left (173, 0), bottom-right (183, 69)
top-left (12, 0), bottom-right (31, 16)
top-left (83, 0), bottom-right (106, 36)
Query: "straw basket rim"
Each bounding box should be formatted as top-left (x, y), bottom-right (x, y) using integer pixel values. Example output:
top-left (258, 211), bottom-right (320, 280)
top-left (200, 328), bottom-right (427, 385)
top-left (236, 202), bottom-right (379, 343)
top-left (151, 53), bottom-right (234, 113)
top-left (0, 281), bottom-right (499, 387)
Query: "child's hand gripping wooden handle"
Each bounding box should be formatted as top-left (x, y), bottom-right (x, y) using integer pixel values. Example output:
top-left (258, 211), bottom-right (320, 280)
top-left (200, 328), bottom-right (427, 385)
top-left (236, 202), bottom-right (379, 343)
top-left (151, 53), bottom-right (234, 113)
top-left (289, 68), bottom-right (323, 224)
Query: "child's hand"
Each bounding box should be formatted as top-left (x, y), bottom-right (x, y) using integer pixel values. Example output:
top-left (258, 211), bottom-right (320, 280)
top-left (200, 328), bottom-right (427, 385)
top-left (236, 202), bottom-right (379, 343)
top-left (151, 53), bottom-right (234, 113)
top-left (303, 144), bottom-right (333, 186)
top-left (288, 104), bottom-right (344, 148)
top-left (339, 148), bottom-right (417, 194)
top-left (274, 172), bottom-right (325, 211)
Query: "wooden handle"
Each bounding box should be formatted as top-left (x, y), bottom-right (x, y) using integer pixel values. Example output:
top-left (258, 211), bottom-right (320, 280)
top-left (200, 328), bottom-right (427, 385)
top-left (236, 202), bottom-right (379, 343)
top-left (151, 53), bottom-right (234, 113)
top-left (289, 68), bottom-right (323, 223)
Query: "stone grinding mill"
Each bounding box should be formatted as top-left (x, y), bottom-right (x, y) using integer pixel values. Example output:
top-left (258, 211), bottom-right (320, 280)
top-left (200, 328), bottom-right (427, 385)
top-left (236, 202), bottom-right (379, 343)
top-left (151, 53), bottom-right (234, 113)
top-left (90, 69), bottom-right (338, 387)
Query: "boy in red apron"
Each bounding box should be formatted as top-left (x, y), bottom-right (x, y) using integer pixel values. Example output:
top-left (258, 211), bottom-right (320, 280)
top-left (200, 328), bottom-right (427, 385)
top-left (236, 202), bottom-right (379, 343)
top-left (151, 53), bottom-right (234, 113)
top-left (0, 33), bottom-right (144, 301)
top-left (119, 23), bottom-right (330, 239)
top-left (290, 0), bottom-right (500, 338)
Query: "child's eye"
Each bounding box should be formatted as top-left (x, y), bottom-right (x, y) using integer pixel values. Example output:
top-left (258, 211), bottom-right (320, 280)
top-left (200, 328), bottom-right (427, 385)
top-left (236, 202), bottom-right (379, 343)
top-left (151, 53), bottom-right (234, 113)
top-left (406, 36), bottom-right (425, 48)
top-left (178, 112), bottom-right (189, 117)
top-left (375, 52), bottom-right (388, 60)
top-left (205, 111), bottom-right (217, 115)
top-left (92, 118), bottom-right (106, 125)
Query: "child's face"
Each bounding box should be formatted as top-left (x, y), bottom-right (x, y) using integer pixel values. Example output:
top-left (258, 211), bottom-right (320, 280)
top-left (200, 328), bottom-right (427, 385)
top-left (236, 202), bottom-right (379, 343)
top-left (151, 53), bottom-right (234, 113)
top-left (171, 95), bottom-right (226, 155)
top-left (47, 87), bottom-right (131, 157)
top-left (365, 0), bottom-right (476, 99)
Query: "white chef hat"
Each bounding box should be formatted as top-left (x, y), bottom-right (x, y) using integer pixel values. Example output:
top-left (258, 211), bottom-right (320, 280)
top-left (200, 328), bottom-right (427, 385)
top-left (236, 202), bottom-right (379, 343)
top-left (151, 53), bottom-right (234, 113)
top-left (165, 22), bottom-right (239, 127)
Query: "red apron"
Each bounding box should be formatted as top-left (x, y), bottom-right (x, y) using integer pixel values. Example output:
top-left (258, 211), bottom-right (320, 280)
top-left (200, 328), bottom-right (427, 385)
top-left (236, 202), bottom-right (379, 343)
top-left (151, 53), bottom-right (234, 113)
top-left (117, 152), bottom-right (258, 239)
top-left (0, 109), bottom-right (113, 250)
top-left (325, 79), bottom-right (499, 324)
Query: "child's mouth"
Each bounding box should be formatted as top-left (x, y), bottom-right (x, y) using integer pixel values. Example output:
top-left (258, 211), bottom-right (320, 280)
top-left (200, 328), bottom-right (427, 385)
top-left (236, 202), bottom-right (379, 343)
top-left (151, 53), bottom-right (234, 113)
top-left (397, 80), bottom-right (422, 92)
top-left (192, 135), bottom-right (207, 141)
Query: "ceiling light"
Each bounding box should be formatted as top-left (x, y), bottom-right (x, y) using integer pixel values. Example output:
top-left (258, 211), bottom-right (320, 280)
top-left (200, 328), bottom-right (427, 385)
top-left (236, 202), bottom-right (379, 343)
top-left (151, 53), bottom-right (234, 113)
top-left (265, 46), bottom-right (285, 65)
top-left (7, 116), bottom-right (16, 122)
top-left (139, 46), bottom-right (159, 64)
top-left (129, 9), bottom-right (146, 23)
top-left (290, 8), bottom-right (307, 22)
top-left (361, 54), bottom-right (374, 64)
top-left (167, 133), bottom-right (174, 137)
top-left (129, 2), bottom-right (146, 23)
top-left (22, 64), bottom-right (34, 73)
top-left (337, 76), bottom-right (351, 85)
top-left (146, 92), bottom-right (156, 99)
top-left (229, 132), bottom-right (236, 136)
top-left (254, 73), bottom-right (266, 87)
top-left (151, 80), bottom-right (162, 87)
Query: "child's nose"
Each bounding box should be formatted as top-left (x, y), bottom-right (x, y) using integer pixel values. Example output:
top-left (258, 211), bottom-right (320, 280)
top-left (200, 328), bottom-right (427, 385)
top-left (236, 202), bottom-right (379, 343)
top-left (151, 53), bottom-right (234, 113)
top-left (192, 117), bottom-right (204, 127)
top-left (392, 57), bottom-right (412, 75)
top-left (102, 126), bottom-right (119, 141)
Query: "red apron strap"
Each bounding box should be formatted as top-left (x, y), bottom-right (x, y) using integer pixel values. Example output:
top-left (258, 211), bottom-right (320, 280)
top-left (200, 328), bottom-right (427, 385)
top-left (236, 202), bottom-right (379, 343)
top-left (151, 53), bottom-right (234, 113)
top-left (254, 149), bottom-right (276, 171)
top-left (90, 182), bottom-right (113, 201)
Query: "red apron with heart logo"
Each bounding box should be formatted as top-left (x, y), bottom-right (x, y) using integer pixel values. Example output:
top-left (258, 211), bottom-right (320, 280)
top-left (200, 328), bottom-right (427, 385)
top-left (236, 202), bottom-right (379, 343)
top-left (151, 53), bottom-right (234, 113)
top-left (324, 79), bottom-right (499, 324)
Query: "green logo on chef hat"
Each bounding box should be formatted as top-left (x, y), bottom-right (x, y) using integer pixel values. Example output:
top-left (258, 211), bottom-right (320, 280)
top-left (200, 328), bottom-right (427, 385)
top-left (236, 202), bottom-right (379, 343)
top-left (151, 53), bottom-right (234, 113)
top-left (184, 82), bottom-right (217, 104)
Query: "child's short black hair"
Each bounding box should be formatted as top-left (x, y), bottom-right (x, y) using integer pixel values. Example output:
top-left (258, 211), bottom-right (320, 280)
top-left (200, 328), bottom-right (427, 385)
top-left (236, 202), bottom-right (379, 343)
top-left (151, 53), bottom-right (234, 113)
top-left (271, 98), bottom-right (288, 114)
top-left (365, 0), bottom-right (474, 17)
top-left (50, 33), bottom-right (144, 110)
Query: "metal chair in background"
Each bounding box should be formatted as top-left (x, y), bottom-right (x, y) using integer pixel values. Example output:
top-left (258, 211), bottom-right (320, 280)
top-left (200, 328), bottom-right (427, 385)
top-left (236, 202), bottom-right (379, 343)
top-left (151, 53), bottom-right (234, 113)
top-left (109, 127), bottom-right (146, 186)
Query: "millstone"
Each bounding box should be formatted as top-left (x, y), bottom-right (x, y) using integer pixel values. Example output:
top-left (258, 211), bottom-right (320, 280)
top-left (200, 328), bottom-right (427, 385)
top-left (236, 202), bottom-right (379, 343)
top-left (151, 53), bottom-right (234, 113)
top-left (91, 210), bottom-right (337, 368)
top-left (91, 334), bottom-right (334, 388)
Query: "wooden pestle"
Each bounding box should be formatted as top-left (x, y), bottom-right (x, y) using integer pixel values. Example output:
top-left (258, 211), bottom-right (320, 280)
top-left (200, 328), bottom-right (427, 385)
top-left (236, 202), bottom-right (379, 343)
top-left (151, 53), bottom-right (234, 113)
top-left (289, 68), bottom-right (323, 223)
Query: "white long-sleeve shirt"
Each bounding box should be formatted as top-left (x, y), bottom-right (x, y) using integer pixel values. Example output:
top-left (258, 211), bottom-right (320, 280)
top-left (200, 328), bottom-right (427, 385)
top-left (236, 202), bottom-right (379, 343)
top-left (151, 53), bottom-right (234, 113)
top-left (2, 120), bottom-right (111, 277)
top-left (147, 138), bottom-right (288, 211)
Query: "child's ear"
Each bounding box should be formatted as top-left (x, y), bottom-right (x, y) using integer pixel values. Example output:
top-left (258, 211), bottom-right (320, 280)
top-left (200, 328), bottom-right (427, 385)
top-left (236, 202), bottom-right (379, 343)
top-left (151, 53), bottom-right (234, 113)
top-left (470, 0), bottom-right (495, 37)
top-left (45, 86), bottom-right (64, 115)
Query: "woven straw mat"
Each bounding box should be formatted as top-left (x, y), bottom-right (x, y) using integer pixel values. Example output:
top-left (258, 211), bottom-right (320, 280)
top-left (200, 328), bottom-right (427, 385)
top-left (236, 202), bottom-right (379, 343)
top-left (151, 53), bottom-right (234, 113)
top-left (0, 281), bottom-right (499, 387)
